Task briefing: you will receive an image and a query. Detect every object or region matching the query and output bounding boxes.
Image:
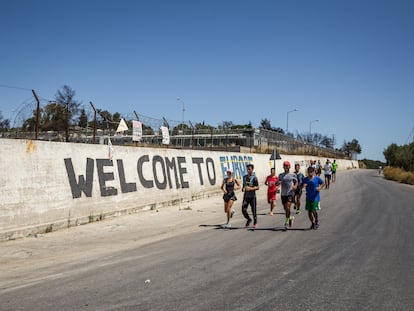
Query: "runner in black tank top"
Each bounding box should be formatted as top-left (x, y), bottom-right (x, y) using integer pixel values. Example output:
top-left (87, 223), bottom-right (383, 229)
top-left (221, 168), bottom-right (240, 228)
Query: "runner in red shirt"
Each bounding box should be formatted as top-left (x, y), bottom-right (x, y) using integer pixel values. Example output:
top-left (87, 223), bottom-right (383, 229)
top-left (265, 167), bottom-right (278, 216)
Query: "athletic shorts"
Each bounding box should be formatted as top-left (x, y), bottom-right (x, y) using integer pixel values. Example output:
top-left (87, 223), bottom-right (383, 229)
top-left (294, 188), bottom-right (302, 196)
top-left (281, 195), bottom-right (293, 204)
top-left (305, 199), bottom-right (320, 211)
top-left (267, 191), bottom-right (276, 202)
top-left (223, 192), bottom-right (237, 203)
top-left (325, 174), bottom-right (331, 180)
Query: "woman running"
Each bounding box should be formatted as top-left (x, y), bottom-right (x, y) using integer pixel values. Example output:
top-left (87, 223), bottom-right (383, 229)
top-left (221, 168), bottom-right (240, 228)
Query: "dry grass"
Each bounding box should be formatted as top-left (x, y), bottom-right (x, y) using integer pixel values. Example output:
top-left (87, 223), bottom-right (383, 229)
top-left (383, 166), bottom-right (414, 185)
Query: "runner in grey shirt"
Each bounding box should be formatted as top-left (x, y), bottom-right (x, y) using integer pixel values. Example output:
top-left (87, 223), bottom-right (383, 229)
top-left (277, 161), bottom-right (298, 229)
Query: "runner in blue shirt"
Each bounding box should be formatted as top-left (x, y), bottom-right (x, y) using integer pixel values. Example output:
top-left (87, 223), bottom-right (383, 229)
top-left (302, 166), bottom-right (325, 230)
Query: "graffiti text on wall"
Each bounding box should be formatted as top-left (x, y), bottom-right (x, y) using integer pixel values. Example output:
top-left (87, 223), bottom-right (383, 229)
top-left (64, 156), bottom-right (216, 198)
top-left (219, 155), bottom-right (253, 179)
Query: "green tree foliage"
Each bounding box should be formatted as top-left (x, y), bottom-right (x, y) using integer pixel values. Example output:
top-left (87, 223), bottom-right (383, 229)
top-left (259, 118), bottom-right (285, 134)
top-left (341, 139), bottom-right (362, 157)
top-left (230, 121), bottom-right (253, 129)
top-left (97, 110), bottom-right (116, 130)
top-left (0, 112), bottom-right (10, 131)
top-left (22, 85), bottom-right (81, 140)
top-left (41, 103), bottom-right (68, 131)
top-left (78, 108), bottom-right (88, 128)
top-left (194, 122), bottom-right (214, 131)
top-left (219, 121), bottom-right (233, 129)
top-left (320, 136), bottom-right (334, 149)
top-left (54, 85), bottom-right (81, 124)
top-left (384, 142), bottom-right (414, 172)
top-left (359, 158), bottom-right (385, 169)
top-left (172, 123), bottom-right (189, 135)
top-left (142, 123), bottom-right (154, 135)
top-left (260, 118), bottom-right (272, 130)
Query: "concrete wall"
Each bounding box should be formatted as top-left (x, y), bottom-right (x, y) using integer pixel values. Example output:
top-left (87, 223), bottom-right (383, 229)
top-left (0, 139), bottom-right (358, 240)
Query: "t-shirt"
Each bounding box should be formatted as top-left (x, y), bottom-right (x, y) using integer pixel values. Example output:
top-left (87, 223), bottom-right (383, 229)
top-left (243, 174), bottom-right (258, 199)
top-left (295, 172), bottom-right (304, 186)
top-left (278, 172), bottom-right (297, 196)
top-left (332, 162), bottom-right (338, 172)
top-left (302, 176), bottom-right (324, 202)
top-left (324, 163), bottom-right (332, 175)
top-left (265, 175), bottom-right (278, 193)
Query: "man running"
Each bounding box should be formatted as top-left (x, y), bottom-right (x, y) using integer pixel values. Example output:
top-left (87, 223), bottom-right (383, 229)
top-left (277, 161), bottom-right (297, 230)
top-left (241, 164), bottom-right (259, 228)
top-left (324, 159), bottom-right (332, 189)
top-left (302, 166), bottom-right (325, 229)
top-left (331, 159), bottom-right (338, 183)
top-left (293, 163), bottom-right (304, 214)
top-left (265, 167), bottom-right (278, 216)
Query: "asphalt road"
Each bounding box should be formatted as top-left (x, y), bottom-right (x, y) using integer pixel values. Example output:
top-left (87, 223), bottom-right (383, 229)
top-left (1, 169), bottom-right (413, 311)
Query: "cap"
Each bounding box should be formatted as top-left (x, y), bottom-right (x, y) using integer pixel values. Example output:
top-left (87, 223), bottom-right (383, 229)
top-left (226, 168), bottom-right (233, 173)
top-left (283, 161), bottom-right (291, 167)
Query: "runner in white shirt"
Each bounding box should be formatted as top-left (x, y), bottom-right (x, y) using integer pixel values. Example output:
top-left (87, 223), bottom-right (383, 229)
top-left (324, 159), bottom-right (332, 189)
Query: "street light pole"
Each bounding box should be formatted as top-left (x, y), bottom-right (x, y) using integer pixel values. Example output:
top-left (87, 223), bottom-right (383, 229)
top-left (176, 97), bottom-right (185, 133)
top-left (309, 119), bottom-right (319, 136)
top-left (286, 109), bottom-right (298, 134)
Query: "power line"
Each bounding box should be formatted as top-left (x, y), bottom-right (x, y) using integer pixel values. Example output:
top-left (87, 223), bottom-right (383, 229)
top-left (0, 84), bottom-right (32, 91)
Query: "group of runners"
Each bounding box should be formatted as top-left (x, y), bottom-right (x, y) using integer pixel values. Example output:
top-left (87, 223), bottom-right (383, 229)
top-left (221, 159), bottom-right (338, 230)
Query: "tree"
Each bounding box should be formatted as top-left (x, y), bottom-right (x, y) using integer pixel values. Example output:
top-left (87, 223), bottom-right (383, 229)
top-left (384, 142), bottom-right (414, 171)
top-left (78, 108), bottom-right (88, 128)
top-left (230, 122), bottom-right (253, 130)
top-left (54, 85), bottom-right (81, 141)
top-left (260, 118), bottom-right (272, 130)
top-left (342, 139), bottom-right (362, 158)
top-left (219, 121), bottom-right (233, 129)
top-left (172, 123), bottom-right (189, 135)
top-left (97, 110), bottom-right (114, 130)
top-left (383, 143), bottom-right (399, 166)
top-left (40, 103), bottom-right (67, 131)
top-left (0, 112), bottom-right (10, 131)
top-left (320, 135), bottom-right (334, 149)
top-left (194, 121), bottom-right (212, 129)
top-left (272, 127), bottom-right (284, 134)
top-left (142, 123), bottom-right (154, 135)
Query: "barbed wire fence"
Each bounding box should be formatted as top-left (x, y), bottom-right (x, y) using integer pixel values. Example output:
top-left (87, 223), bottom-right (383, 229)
top-left (1, 87), bottom-right (347, 159)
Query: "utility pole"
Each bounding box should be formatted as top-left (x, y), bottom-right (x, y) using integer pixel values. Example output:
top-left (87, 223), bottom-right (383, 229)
top-left (133, 110), bottom-right (140, 121)
top-left (90, 102), bottom-right (97, 144)
top-left (31, 89), bottom-right (40, 140)
top-left (286, 109), bottom-right (298, 134)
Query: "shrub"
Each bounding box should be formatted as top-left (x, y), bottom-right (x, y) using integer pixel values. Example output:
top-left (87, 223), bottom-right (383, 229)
top-left (383, 166), bottom-right (414, 185)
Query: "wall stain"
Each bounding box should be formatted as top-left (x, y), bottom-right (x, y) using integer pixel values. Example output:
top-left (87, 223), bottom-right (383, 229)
top-left (26, 140), bottom-right (36, 154)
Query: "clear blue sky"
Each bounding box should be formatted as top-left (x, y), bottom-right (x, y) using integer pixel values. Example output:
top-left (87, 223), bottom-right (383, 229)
top-left (1, 0), bottom-right (413, 161)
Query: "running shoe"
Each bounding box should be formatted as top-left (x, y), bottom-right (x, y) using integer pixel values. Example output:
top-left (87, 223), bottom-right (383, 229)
top-left (253, 223), bottom-right (257, 229)
top-left (231, 210), bottom-right (235, 218)
top-left (310, 223), bottom-right (315, 230)
top-left (284, 222), bottom-right (289, 230)
top-left (224, 223), bottom-right (231, 228)
top-left (293, 204), bottom-right (296, 210)
top-left (289, 216), bottom-right (294, 228)
top-left (295, 209), bottom-right (301, 214)
top-left (269, 211), bottom-right (274, 216)
top-left (245, 219), bottom-right (252, 227)
top-left (315, 223), bottom-right (319, 229)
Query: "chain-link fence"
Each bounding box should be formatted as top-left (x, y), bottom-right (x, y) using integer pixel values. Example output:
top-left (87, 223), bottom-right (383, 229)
top-left (0, 125), bottom-right (348, 159)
